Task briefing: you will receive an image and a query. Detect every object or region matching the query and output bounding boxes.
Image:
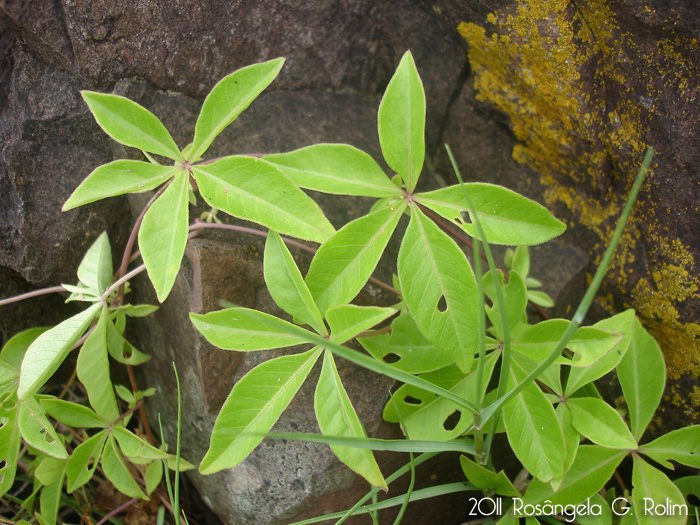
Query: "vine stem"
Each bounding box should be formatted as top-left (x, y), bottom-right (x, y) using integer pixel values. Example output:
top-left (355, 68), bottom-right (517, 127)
top-left (0, 285), bottom-right (66, 307)
top-left (117, 180), bottom-right (172, 305)
top-left (95, 498), bottom-right (139, 525)
top-left (189, 220), bottom-right (401, 296)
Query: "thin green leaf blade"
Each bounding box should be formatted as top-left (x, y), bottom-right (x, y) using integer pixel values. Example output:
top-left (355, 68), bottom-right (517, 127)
top-left (190, 307), bottom-right (312, 351)
top-left (138, 172), bottom-right (190, 302)
top-left (617, 318), bottom-right (665, 441)
top-left (378, 51), bottom-right (425, 191)
top-left (416, 183), bottom-right (566, 245)
top-left (18, 303), bottom-right (100, 400)
top-left (194, 156), bottom-right (334, 243)
top-left (200, 347), bottom-right (322, 474)
top-left (63, 161), bottom-right (179, 210)
top-left (190, 58), bottom-right (285, 160)
top-left (397, 207), bottom-right (478, 372)
top-left (305, 203), bottom-right (405, 314)
top-left (77, 307), bottom-right (120, 421)
top-left (567, 397), bottom-right (637, 449)
top-left (315, 351), bottom-right (386, 488)
top-left (326, 305), bottom-right (396, 344)
top-left (264, 231), bottom-right (326, 335)
top-left (82, 91), bottom-right (180, 160)
top-left (265, 144), bottom-right (401, 197)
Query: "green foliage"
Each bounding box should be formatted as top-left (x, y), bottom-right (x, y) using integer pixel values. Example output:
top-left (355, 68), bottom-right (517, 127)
top-left (2, 49), bottom-right (693, 525)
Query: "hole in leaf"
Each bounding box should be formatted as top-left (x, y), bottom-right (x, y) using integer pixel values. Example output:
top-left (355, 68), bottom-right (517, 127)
top-left (42, 431), bottom-right (55, 444)
top-left (0, 416), bottom-right (8, 429)
top-left (382, 353), bottom-right (401, 364)
top-left (403, 396), bottom-right (423, 406)
top-left (443, 410), bottom-right (461, 431)
top-left (459, 211), bottom-right (470, 223)
top-left (2, 399), bottom-right (16, 410)
top-left (0, 459), bottom-right (6, 470)
top-left (437, 295), bottom-right (447, 312)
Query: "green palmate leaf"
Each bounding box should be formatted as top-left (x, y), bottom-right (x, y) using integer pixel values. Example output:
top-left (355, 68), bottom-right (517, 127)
top-left (315, 351), bottom-right (386, 488)
top-left (38, 460), bottom-right (66, 525)
top-left (113, 427), bottom-right (169, 462)
top-left (118, 304), bottom-right (160, 317)
top-left (527, 290), bottom-right (554, 308)
top-left (145, 461), bottom-right (163, 495)
top-left (18, 396), bottom-right (68, 459)
top-left (640, 425), bottom-right (700, 469)
top-left (77, 307), bottom-right (119, 421)
top-left (41, 398), bottom-right (106, 428)
top-left (305, 203), bottom-right (405, 314)
top-left (0, 397), bottom-right (21, 496)
top-left (459, 455), bottom-right (519, 498)
top-left (81, 91), bottom-right (181, 160)
top-left (63, 161), bottom-right (180, 210)
top-left (264, 231), bottom-right (326, 335)
top-left (416, 183), bottom-right (566, 246)
top-left (397, 207), bottom-right (478, 372)
top-left (358, 314), bottom-right (453, 374)
top-left (105, 316), bottom-right (150, 365)
top-left (565, 309), bottom-right (635, 396)
top-left (1, 327), bottom-right (48, 370)
top-left (326, 305), bottom-right (396, 344)
top-left (378, 51), bottom-right (425, 192)
top-left (190, 58), bottom-right (285, 161)
top-left (194, 156), bottom-right (334, 243)
top-left (76, 232), bottom-right (113, 295)
top-left (631, 455), bottom-right (686, 525)
top-left (138, 172), bottom-right (190, 302)
top-left (264, 144), bottom-right (401, 197)
top-left (191, 307), bottom-right (312, 351)
top-left (200, 346), bottom-right (322, 474)
top-left (35, 456), bottom-right (64, 487)
top-left (18, 303), bottom-right (101, 400)
top-left (523, 446), bottom-right (626, 506)
top-left (566, 397), bottom-right (637, 449)
top-left (101, 434), bottom-right (148, 500)
top-left (511, 245), bottom-right (530, 277)
top-left (384, 354), bottom-right (498, 441)
top-left (617, 318), bottom-right (665, 441)
top-left (513, 320), bottom-right (622, 368)
top-left (0, 361), bottom-right (17, 385)
top-left (66, 430), bottom-right (107, 492)
top-left (503, 363), bottom-right (565, 483)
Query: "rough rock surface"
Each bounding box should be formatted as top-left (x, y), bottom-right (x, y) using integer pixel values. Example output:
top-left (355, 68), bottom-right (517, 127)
top-left (1, 0), bottom-right (699, 523)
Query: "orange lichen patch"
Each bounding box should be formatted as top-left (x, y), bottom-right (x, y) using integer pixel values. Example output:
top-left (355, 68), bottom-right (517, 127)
top-left (457, 0), bottom-right (700, 401)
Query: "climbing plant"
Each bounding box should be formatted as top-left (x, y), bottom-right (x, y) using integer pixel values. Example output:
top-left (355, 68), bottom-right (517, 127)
top-left (2, 51), bottom-right (699, 524)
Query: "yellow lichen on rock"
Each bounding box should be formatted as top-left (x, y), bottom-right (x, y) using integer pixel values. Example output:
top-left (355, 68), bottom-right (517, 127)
top-left (457, 0), bottom-right (700, 412)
